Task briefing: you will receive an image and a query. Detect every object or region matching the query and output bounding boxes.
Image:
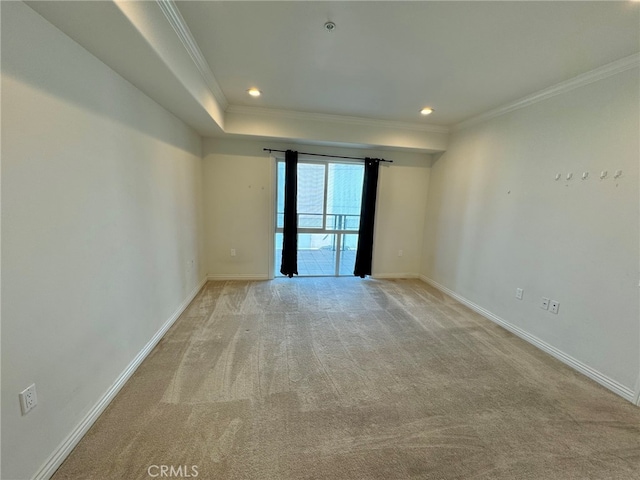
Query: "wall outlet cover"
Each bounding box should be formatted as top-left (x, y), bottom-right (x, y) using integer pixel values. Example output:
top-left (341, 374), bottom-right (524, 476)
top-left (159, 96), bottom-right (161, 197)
top-left (540, 297), bottom-right (550, 310)
top-left (19, 384), bottom-right (37, 415)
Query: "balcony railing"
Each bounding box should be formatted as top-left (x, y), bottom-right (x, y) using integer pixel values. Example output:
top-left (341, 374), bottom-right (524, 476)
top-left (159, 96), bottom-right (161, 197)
top-left (276, 212), bottom-right (360, 231)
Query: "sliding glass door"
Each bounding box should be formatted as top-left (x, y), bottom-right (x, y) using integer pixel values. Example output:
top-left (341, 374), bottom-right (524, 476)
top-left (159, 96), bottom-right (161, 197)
top-left (275, 159), bottom-right (364, 276)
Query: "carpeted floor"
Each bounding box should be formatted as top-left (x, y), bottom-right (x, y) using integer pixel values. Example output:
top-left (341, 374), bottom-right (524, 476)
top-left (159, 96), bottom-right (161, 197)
top-left (52, 278), bottom-right (640, 479)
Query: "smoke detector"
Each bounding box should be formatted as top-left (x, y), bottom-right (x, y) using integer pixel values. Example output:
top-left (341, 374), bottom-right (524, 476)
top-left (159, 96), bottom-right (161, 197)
top-left (324, 21), bottom-right (336, 32)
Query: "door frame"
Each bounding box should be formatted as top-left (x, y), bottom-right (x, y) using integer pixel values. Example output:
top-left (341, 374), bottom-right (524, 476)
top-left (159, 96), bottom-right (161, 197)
top-left (272, 155), bottom-right (363, 277)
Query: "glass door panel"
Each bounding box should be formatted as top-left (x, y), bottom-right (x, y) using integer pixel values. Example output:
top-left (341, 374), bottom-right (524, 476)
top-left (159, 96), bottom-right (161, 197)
top-left (275, 232), bottom-right (283, 275)
top-left (297, 163), bottom-right (325, 229)
top-left (298, 233), bottom-right (336, 276)
top-left (327, 163), bottom-right (364, 224)
top-left (339, 234), bottom-right (358, 276)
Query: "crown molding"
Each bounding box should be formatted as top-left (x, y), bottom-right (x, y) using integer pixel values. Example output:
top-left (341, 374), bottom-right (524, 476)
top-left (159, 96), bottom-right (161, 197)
top-left (455, 53), bottom-right (640, 132)
top-left (226, 105), bottom-right (450, 135)
top-left (156, 0), bottom-right (228, 110)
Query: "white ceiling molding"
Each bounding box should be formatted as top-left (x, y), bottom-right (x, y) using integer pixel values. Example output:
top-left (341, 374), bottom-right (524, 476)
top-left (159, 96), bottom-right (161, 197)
top-left (455, 53), bottom-right (640, 132)
top-left (156, 0), bottom-right (228, 111)
top-left (226, 105), bottom-right (450, 135)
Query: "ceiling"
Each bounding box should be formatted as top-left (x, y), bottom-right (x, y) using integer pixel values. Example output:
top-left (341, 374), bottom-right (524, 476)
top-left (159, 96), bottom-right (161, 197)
top-left (178, 1), bottom-right (639, 126)
top-left (24, 1), bottom-right (640, 151)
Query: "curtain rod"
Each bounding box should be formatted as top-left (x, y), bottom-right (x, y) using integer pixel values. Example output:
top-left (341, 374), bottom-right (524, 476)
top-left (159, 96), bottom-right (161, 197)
top-left (263, 148), bottom-right (393, 163)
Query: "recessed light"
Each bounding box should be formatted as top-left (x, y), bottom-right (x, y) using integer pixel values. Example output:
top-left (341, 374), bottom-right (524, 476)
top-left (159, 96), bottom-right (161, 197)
top-left (420, 107), bottom-right (434, 116)
top-left (247, 88), bottom-right (261, 97)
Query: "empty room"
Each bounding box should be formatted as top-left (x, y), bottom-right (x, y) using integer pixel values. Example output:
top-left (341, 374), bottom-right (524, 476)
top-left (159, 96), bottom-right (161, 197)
top-left (2, 1), bottom-right (639, 479)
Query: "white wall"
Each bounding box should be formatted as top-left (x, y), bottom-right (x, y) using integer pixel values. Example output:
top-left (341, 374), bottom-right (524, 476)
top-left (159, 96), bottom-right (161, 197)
top-left (202, 139), bottom-right (274, 279)
top-left (1, 3), bottom-right (205, 479)
top-left (373, 155), bottom-right (431, 277)
top-left (203, 138), bottom-right (431, 279)
top-left (421, 68), bottom-right (639, 399)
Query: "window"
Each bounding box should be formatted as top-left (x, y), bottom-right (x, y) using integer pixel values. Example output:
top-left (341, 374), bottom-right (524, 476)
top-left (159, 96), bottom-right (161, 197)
top-left (275, 159), bottom-right (364, 276)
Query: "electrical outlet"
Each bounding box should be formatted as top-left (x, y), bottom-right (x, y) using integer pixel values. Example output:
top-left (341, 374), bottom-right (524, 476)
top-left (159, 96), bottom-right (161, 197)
top-left (516, 288), bottom-right (523, 300)
top-left (549, 300), bottom-right (560, 314)
top-left (230, 249), bottom-right (236, 257)
top-left (540, 297), bottom-right (550, 310)
top-left (398, 249), bottom-right (403, 257)
top-left (19, 384), bottom-right (37, 415)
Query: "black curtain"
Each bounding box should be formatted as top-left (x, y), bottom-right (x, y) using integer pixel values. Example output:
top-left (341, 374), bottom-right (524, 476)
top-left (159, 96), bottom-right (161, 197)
top-left (354, 158), bottom-right (380, 278)
top-left (280, 150), bottom-right (298, 277)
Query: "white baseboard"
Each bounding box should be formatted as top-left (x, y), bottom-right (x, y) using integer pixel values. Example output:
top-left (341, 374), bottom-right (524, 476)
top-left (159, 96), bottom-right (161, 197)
top-left (634, 375), bottom-right (640, 406)
top-left (371, 273), bottom-right (419, 279)
top-left (206, 273), bottom-right (419, 281)
top-left (32, 277), bottom-right (208, 480)
top-left (419, 275), bottom-right (636, 404)
top-left (206, 274), bottom-right (270, 281)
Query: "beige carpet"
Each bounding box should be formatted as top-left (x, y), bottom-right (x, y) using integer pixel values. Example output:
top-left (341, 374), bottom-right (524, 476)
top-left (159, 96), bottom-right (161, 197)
top-left (52, 278), bottom-right (640, 479)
